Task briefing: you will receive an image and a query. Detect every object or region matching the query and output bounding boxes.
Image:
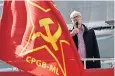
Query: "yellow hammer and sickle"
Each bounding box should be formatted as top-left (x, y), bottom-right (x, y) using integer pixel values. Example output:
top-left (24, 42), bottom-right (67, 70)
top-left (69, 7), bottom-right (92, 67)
top-left (32, 18), bottom-right (62, 51)
top-left (17, 2), bottom-right (68, 75)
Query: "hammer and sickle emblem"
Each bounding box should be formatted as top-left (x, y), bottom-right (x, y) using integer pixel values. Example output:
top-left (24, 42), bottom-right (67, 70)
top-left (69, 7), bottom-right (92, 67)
top-left (32, 18), bottom-right (62, 51)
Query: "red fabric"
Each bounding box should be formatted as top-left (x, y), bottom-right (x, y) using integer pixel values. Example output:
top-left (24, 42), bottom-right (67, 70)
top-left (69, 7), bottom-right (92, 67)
top-left (0, 1), bottom-right (86, 76)
top-left (86, 68), bottom-right (114, 76)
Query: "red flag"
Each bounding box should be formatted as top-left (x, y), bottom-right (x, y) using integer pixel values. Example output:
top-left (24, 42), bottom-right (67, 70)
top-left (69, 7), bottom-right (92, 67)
top-left (0, 1), bottom-right (86, 76)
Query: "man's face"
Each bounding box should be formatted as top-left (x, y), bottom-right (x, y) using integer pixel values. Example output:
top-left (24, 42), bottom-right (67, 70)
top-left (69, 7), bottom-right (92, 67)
top-left (71, 13), bottom-right (82, 28)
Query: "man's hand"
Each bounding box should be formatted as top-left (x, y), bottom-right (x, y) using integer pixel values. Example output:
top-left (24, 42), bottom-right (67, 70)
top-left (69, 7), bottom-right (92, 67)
top-left (70, 28), bottom-right (79, 36)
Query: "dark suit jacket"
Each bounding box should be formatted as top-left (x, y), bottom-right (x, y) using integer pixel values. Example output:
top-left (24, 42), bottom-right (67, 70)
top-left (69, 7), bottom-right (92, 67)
top-left (72, 24), bottom-right (101, 69)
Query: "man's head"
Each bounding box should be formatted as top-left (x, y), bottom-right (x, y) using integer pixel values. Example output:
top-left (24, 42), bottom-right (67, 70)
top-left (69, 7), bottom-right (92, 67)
top-left (70, 10), bottom-right (82, 28)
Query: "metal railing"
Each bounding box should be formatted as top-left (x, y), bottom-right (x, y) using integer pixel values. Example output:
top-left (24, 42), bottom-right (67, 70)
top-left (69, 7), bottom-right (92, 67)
top-left (81, 58), bottom-right (115, 69)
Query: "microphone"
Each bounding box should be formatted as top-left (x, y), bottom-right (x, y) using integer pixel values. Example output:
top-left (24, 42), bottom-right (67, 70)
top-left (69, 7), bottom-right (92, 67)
top-left (74, 21), bottom-right (79, 28)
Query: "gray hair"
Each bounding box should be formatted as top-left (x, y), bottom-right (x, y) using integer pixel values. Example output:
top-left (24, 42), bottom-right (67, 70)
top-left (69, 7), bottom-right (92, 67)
top-left (70, 10), bottom-right (81, 18)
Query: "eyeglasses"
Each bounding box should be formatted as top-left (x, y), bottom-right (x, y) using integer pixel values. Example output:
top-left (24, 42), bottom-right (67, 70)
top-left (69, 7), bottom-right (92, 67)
top-left (71, 15), bottom-right (81, 19)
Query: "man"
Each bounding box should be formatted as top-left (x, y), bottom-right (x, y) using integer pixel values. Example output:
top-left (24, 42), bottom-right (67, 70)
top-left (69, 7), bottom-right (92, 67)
top-left (70, 10), bottom-right (101, 69)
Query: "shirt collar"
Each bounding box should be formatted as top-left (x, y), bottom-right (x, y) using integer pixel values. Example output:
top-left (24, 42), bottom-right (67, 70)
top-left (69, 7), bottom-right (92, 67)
top-left (79, 24), bottom-right (84, 32)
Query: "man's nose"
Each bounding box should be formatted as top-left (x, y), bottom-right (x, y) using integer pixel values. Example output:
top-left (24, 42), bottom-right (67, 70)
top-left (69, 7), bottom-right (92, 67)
top-left (74, 18), bottom-right (78, 21)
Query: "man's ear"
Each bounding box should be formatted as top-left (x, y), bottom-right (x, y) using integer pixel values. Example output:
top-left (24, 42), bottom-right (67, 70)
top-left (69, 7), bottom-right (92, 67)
top-left (70, 20), bottom-right (74, 24)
